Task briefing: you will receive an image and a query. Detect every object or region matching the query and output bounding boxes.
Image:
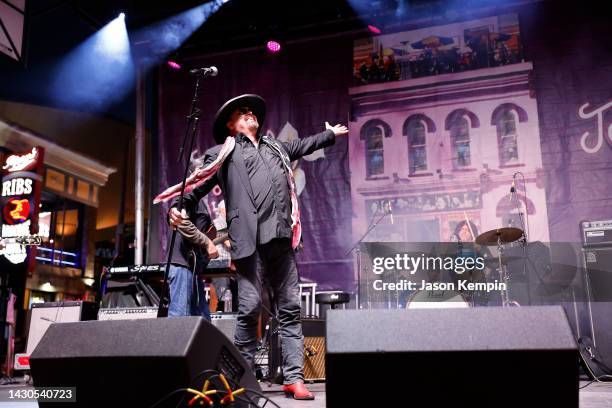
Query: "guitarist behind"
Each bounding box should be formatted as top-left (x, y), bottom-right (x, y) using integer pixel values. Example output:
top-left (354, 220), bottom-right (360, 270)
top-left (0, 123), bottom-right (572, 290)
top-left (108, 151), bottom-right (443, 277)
top-left (167, 197), bottom-right (219, 320)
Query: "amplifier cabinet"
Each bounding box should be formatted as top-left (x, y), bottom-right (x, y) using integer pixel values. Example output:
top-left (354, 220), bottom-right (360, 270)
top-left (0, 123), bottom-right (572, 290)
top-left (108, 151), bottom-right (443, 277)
top-left (211, 312), bottom-right (238, 342)
top-left (98, 307), bottom-right (158, 321)
top-left (18, 301), bottom-right (97, 370)
top-left (582, 219), bottom-right (612, 246)
top-left (583, 246), bottom-right (612, 302)
top-left (27, 301), bottom-right (97, 355)
top-left (303, 318), bottom-right (325, 381)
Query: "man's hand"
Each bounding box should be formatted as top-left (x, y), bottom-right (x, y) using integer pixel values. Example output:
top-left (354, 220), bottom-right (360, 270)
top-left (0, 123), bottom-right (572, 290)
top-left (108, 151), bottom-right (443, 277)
top-left (205, 240), bottom-right (219, 259)
top-left (325, 121), bottom-right (349, 136)
top-left (169, 208), bottom-right (187, 228)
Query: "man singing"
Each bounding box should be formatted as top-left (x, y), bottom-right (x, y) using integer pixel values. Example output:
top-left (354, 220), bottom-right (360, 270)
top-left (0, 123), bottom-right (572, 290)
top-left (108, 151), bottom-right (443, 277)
top-left (162, 94), bottom-right (348, 400)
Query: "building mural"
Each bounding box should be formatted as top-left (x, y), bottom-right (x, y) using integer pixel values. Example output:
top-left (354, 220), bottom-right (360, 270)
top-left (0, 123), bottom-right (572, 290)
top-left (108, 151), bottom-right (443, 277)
top-left (353, 13), bottom-right (522, 86)
top-left (350, 15), bottom-right (548, 245)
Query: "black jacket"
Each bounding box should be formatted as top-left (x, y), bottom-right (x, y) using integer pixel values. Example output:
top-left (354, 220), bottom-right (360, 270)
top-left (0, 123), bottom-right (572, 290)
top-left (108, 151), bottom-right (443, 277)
top-left (179, 129), bottom-right (336, 260)
top-left (168, 198), bottom-right (212, 272)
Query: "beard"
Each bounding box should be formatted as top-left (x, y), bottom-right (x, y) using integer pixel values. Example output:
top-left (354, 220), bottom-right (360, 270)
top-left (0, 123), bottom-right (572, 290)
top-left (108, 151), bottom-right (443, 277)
top-left (245, 117), bottom-right (259, 130)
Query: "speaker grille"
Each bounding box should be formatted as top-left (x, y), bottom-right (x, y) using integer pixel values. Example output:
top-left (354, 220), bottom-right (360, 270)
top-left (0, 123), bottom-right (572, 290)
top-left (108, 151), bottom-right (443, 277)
top-left (304, 336), bottom-right (325, 381)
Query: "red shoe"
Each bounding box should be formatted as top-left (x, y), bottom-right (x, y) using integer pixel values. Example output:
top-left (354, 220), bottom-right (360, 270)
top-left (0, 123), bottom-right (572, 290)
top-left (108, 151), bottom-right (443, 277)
top-left (283, 381), bottom-right (315, 400)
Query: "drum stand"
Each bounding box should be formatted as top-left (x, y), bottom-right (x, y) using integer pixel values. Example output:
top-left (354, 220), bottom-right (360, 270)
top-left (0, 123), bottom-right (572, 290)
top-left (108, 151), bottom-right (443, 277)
top-left (346, 202), bottom-right (392, 310)
top-left (476, 226), bottom-right (524, 307)
top-left (496, 236), bottom-right (520, 307)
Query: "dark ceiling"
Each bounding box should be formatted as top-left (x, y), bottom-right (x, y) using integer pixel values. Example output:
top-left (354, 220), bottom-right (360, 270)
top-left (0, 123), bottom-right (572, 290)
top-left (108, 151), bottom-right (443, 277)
top-left (1, 0), bottom-right (371, 121)
top-left (179, 0), bottom-right (364, 57)
top-left (4, 0), bottom-right (454, 68)
top-left (0, 0), bottom-right (529, 122)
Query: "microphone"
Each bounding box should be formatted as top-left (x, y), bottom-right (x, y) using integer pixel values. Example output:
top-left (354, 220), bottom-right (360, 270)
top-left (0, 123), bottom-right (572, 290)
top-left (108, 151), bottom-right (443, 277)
top-left (189, 66), bottom-right (219, 77)
top-left (388, 200), bottom-right (394, 225)
top-left (509, 176), bottom-right (516, 203)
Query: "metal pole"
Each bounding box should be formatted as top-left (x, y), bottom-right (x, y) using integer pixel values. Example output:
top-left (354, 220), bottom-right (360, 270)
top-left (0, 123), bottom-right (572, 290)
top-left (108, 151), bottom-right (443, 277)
top-left (135, 67), bottom-right (145, 265)
top-left (111, 138), bottom-right (129, 266)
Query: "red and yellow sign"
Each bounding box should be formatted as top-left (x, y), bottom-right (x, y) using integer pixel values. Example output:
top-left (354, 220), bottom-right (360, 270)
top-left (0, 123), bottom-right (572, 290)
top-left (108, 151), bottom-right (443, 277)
top-left (3, 198), bottom-right (30, 224)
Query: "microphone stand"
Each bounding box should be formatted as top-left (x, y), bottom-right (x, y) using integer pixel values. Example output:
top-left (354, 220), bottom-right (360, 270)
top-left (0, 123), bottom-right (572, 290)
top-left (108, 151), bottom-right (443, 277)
top-left (345, 202), bottom-right (391, 310)
top-left (157, 73), bottom-right (204, 317)
top-left (512, 171), bottom-right (530, 305)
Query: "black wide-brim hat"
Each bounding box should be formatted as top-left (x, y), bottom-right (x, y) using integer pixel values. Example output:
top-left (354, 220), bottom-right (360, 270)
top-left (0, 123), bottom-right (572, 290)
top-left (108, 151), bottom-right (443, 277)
top-left (212, 94), bottom-right (266, 144)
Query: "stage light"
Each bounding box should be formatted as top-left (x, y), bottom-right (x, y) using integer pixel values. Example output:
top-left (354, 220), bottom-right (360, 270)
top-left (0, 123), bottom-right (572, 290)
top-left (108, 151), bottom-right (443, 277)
top-left (396, 0), bottom-right (407, 17)
top-left (50, 13), bottom-right (133, 111)
top-left (167, 60), bottom-right (182, 70)
top-left (368, 24), bottom-right (381, 34)
top-left (119, 12), bottom-right (125, 20)
top-left (267, 40), bottom-right (281, 53)
top-left (96, 15), bottom-right (131, 64)
top-left (132, 1), bottom-right (225, 70)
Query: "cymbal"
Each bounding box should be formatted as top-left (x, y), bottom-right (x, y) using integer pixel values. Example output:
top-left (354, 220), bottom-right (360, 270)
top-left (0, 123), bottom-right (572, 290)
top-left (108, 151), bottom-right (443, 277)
top-left (475, 227), bottom-right (523, 246)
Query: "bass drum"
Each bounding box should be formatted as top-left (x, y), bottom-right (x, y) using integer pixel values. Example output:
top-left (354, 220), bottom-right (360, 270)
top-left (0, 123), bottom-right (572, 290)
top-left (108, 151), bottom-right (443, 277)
top-left (406, 290), bottom-right (470, 309)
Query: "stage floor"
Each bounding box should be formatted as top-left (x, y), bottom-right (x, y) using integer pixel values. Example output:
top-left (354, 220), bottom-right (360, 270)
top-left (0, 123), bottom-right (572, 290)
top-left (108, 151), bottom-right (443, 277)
top-left (0, 378), bottom-right (611, 407)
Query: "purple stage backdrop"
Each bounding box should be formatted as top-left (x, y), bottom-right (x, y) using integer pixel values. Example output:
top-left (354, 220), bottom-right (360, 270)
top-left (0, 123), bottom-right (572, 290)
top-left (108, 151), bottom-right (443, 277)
top-left (155, 2), bottom-right (612, 294)
top-left (156, 35), bottom-right (355, 290)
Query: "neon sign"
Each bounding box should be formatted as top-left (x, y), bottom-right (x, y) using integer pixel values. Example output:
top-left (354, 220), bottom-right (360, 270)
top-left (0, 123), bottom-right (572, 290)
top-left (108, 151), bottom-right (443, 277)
top-left (0, 220), bottom-right (30, 264)
top-left (2, 147), bottom-right (39, 172)
top-left (1, 146), bottom-right (44, 266)
top-left (2, 178), bottom-right (33, 196)
top-left (3, 198), bottom-right (30, 224)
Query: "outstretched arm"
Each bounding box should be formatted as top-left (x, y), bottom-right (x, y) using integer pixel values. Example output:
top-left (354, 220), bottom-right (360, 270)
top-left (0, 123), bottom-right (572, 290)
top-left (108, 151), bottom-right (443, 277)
top-left (280, 122), bottom-right (348, 162)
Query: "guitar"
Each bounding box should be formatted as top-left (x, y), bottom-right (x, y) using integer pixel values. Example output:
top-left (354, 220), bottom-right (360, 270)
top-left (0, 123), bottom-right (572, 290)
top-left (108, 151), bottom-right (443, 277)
top-left (204, 225), bottom-right (229, 246)
top-left (212, 232), bottom-right (229, 245)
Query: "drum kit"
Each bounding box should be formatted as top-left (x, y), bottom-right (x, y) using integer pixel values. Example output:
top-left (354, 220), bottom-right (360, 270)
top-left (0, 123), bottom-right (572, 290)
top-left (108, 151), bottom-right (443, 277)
top-left (475, 226), bottom-right (524, 307)
top-left (407, 226), bottom-right (525, 309)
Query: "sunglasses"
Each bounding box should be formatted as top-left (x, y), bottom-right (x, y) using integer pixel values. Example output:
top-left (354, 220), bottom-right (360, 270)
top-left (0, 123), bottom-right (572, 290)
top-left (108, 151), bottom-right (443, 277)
top-left (236, 107), bottom-right (252, 115)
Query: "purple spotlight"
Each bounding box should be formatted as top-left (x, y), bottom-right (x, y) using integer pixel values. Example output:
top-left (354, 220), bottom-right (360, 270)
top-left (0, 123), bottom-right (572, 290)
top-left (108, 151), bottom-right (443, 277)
top-left (368, 24), bottom-right (381, 34)
top-left (266, 40), bottom-right (281, 53)
top-left (167, 60), bottom-right (181, 70)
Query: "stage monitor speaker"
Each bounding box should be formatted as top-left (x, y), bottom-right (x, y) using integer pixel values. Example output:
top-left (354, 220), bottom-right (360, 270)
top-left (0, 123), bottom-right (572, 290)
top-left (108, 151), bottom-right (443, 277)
top-left (30, 317), bottom-right (260, 408)
top-left (326, 306), bottom-right (578, 407)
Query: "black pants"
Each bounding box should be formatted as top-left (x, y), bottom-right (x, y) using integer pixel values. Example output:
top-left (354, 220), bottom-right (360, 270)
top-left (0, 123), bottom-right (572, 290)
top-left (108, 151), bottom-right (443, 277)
top-left (233, 238), bottom-right (304, 384)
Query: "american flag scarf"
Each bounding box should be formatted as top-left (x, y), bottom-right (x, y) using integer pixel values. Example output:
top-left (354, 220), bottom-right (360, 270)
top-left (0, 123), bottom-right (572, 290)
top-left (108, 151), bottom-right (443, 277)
top-left (262, 136), bottom-right (302, 249)
top-left (153, 136), bottom-right (302, 249)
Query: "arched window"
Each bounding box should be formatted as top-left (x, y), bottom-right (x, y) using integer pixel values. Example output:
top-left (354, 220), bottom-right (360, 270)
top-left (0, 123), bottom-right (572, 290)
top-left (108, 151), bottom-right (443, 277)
top-left (365, 126), bottom-right (385, 176)
top-left (403, 114), bottom-right (435, 174)
top-left (446, 109), bottom-right (478, 169)
top-left (497, 110), bottom-right (519, 165)
top-left (491, 103), bottom-right (528, 166)
top-left (360, 119), bottom-right (391, 178)
top-left (451, 116), bottom-right (471, 168)
top-left (407, 120), bottom-right (428, 173)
